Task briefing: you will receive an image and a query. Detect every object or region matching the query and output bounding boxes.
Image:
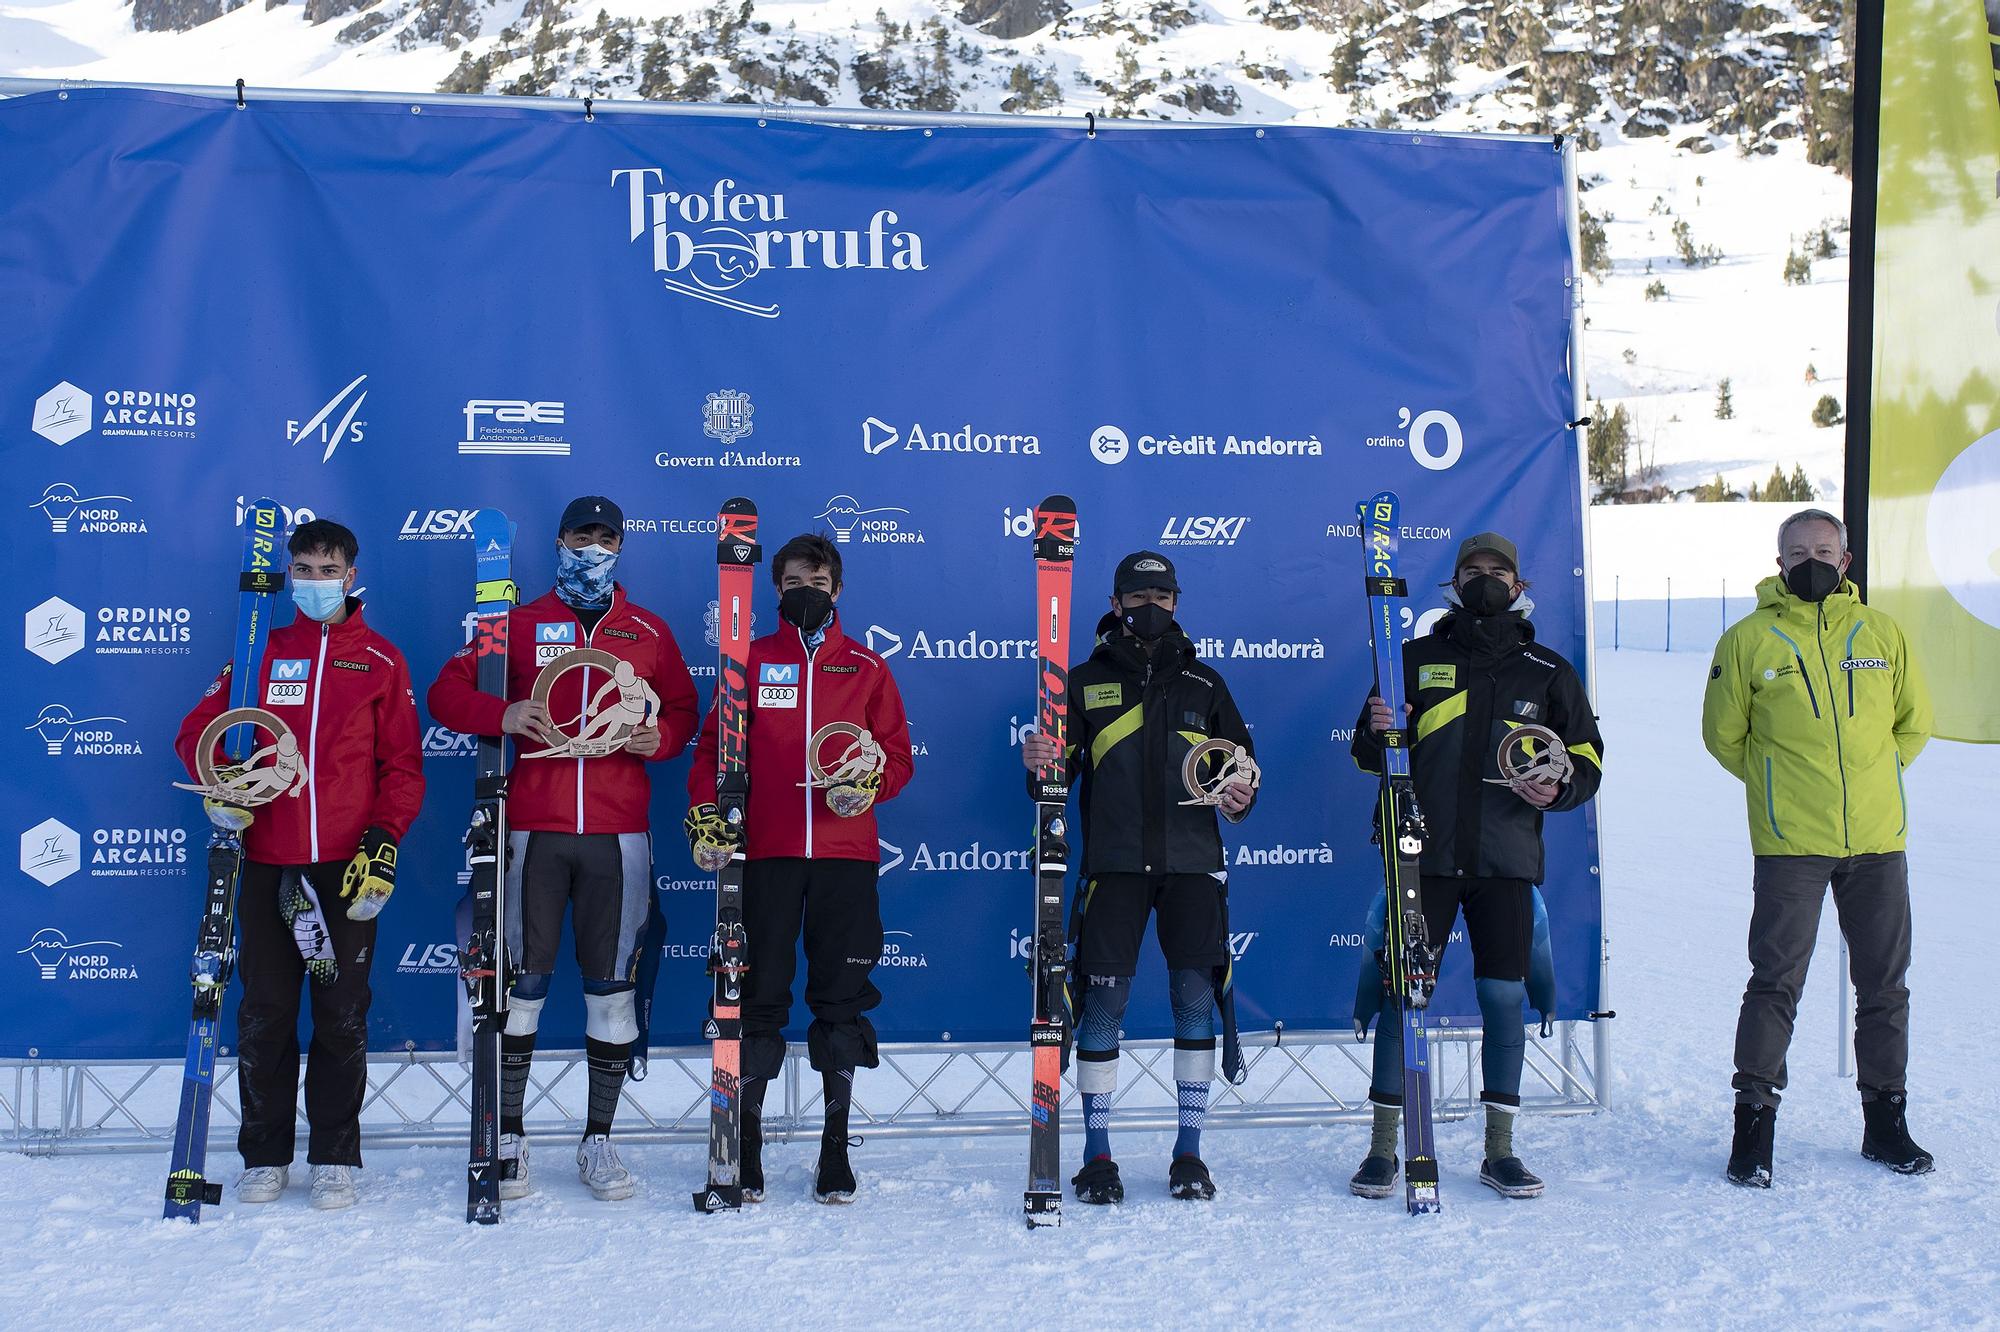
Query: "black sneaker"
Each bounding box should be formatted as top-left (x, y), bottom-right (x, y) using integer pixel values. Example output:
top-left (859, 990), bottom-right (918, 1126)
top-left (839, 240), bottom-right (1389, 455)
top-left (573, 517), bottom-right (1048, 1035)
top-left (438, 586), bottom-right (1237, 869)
top-left (1478, 1156), bottom-right (1545, 1199)
top-left (1861, 1093), bottom-right (1935, 1176)
top-left (1071, 1156), bottom-right (1124, 1205)
top-left (1348, 1153), bottom-right (1398, 1199)
top-left (1168, 1155), bottom-right (1216, 1201)
top-left (814, 1134), bottom-right (857, 1204)
top-left (1726, 1103), bottom-right (1775, 1188)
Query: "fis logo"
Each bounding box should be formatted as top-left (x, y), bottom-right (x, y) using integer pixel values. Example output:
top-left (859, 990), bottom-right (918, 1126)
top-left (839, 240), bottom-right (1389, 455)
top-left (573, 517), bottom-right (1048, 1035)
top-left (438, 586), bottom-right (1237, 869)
top-left (286, 375), bottom-right (368, 463)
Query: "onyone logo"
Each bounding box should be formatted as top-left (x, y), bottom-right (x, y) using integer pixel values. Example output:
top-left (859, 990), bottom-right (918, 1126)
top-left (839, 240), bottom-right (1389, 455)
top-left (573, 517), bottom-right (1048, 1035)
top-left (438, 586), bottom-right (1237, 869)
top-left (286, 375), bottom-right (368, 462)
top-left (865, 418), bottom-right (1039, 458)
top-left (24, 597), bottom-right (86, 664)
top-left (17, 928), bottom-right (128, 981)
top-left (1841, 658), bottom-right (1890, 671)
top-left (611, 171), bottom-right (928, 319)
top-left (20, 818), bottom-right (80, 885)
top-left (31, 482), bottom-right (141, 535)
top-left (1160, 516), bottom-right (1249, 547)
top-left (26, 704), bottom-right (136, 757)
top-left (815, 494), bottom-right (923, 546)
top-left (460, 399), bottom-right (567, 456)
top-left (33, 383), bottom-right (92, 445)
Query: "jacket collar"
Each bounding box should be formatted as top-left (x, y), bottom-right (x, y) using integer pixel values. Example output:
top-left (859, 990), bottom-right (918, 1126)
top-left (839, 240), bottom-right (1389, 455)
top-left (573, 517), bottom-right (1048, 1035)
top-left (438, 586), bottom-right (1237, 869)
top-left (1090, 612), bottom-right (1196, 678)
top-left (1755, 573), bottom-right (1859, 625)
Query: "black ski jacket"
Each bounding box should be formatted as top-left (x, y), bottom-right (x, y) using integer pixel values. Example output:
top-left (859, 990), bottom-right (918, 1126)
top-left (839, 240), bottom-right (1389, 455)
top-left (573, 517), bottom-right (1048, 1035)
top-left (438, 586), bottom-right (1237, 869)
top-left (1350, 611), bottom-right (1602, 883)
top-left (1064, 616), bottom-right (1256, 876)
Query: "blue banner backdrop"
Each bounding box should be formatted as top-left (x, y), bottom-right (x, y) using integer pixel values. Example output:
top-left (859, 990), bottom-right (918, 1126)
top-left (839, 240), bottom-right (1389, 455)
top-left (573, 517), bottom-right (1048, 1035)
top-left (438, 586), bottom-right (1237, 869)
top-left (0, 89), bottom-right (1595, 1058)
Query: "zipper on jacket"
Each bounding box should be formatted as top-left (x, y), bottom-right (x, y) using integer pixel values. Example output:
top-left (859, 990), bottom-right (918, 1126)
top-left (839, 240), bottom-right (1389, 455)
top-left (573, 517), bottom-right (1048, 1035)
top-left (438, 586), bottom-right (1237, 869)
top-left (307, 623), bottom-right (330, 861)
top-left (1764, 756), bottom-right (1784, 841)
top-left (576, 611), bottom-right (601, 836)
top-left (1791, 652), bottom-right (1820, 717)
top-left (1815, 605), bottom-right (1850, 849)
top-left (1844, 621), bottom-right (1863, 718)
top-left (802, 627), bottom-right (816, 859)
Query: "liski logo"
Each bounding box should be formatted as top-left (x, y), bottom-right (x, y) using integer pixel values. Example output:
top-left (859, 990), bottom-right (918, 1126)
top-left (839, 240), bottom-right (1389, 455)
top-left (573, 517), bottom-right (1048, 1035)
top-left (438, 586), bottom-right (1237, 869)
top-left (703, 390), bottom-right (754, 445)
top-left (1160, 516), bottom-right (1250, 547)
top-left (814, 494), bottom-right (923, 546)
top-left (26, 704), bottom-right (136, 757)
top-left (611, 171), bottom-right (928, 319)
top-left (400, 509), bottom-right (480, 541)
top-left (24, 597), bottom-right (86, 665)
top-left (20, 818), bottom-right (80, 886)
top-left (396, 941), bottom-right (460, 976)
top-left (287, 374), bottom-right (369, 462)
top-left (422, 725), bottom-right (478, 757)
top-left (459, 399), bottom-right (568, 456)
top-left (31, 483), bottom-right (141, 535)
top-left (18, 928), bottom-right (129, 981)
top-left (32, 382), bottom-right (92, 446)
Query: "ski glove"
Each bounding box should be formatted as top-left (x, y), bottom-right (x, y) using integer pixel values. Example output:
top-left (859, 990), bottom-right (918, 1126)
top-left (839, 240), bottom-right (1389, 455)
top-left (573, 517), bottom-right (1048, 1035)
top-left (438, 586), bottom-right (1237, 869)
top-left (202, 764), bottom-right (255, 833)
top-left (340, 825), bottom-right (398, 921)
top-left (278, 869), bottom-right (338, 984)
top-left (685, 803), bottom-right (742, 872)
top-left (826, 769), bottom-right (881, 819)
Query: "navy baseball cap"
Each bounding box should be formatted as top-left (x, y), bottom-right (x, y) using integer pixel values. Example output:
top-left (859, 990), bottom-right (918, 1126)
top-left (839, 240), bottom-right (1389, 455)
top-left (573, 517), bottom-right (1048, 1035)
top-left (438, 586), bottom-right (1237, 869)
top-left (1113, 550), bottom-right (1181, 596)
top-left (559, 495), bottom-right (623, 537)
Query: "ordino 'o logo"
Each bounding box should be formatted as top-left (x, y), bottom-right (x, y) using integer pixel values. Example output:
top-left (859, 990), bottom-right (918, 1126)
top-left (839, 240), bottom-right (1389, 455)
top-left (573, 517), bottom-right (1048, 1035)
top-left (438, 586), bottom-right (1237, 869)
top-left (1927, 427), bottom-right (2000, 630)
top-left (1090, 425), bottom-right (1129, 465)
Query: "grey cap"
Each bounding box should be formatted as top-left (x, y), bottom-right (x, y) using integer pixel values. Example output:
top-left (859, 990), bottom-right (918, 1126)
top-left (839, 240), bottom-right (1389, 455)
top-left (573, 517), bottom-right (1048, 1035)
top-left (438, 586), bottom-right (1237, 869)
top-left (1455, 531), bottom-right (1518, 574)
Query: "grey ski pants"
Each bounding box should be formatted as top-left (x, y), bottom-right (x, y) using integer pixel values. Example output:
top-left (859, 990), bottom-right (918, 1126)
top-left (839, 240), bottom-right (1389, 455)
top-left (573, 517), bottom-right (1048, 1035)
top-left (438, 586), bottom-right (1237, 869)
top-left (1732, 851), bottom-right (1912, 1108)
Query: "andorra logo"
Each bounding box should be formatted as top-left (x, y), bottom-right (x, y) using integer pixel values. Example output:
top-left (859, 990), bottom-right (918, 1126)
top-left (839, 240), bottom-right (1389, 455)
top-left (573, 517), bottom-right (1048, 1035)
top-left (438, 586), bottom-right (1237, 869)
top-left (610, 171), bottom-right (928, 319)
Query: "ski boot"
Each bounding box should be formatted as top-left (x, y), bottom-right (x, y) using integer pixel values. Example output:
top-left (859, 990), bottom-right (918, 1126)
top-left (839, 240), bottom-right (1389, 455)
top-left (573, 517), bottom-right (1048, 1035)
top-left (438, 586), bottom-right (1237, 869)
top-left (1168, 1155), bottom-right (1216, 1201)
top-left (499, 1132), bottom-right (531, 1200)
top-left (1071, 1156), bottom-right (1124, 1205)
top-left (576, 1133), bottom-right (635, 1201)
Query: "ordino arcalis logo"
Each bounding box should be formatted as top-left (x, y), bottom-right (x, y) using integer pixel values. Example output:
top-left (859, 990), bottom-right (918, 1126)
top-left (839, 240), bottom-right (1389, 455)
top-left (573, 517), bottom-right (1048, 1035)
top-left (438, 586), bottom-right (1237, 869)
top-left (610, 172), bottom-right (928, 318)
top-left (32, 379), bottom-right (199, 445)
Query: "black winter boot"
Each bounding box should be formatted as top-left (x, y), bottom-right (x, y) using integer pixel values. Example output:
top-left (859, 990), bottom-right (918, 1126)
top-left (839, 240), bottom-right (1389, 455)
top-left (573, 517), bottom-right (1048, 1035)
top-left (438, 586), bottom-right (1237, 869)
top-left (1861, 1093), bottom-right (1934, 1175)
top-left (1726, 1103), bottom-right (1775, 1188)
top-left (740, 1076), bottom-right (768, 1203)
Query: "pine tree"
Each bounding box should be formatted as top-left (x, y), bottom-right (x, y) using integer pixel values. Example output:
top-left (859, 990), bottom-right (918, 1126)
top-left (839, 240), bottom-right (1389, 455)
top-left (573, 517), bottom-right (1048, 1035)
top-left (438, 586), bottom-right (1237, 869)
top-left (1715, 378), bottom-right (1734, 420)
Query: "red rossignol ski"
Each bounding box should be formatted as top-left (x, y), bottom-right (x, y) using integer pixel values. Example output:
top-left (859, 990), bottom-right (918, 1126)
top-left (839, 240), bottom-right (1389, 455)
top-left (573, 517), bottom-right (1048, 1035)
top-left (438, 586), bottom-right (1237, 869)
top-left (696, 497), bottom-right (760, 1213)
top-left (1025, 495), bottom-right (1076, 1228)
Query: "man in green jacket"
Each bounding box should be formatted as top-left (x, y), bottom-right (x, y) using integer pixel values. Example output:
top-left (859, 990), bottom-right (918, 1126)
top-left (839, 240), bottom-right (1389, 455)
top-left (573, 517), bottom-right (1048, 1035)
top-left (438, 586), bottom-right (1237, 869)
top-left (1702, 508), bottom-right (1933, 1188)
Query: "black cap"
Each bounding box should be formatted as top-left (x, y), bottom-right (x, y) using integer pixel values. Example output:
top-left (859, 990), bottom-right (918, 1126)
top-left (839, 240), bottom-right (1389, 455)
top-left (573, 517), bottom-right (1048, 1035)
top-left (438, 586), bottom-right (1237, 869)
top-left (1113, 550), bottom-right (1180, 597)
top-left (559, 496), bottom-right (623, 537)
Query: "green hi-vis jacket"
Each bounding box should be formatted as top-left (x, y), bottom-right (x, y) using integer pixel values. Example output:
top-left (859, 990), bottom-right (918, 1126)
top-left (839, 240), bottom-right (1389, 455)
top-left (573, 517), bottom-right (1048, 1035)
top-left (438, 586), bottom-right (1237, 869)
top-left (1701, 576), bottom-right (1931, 858)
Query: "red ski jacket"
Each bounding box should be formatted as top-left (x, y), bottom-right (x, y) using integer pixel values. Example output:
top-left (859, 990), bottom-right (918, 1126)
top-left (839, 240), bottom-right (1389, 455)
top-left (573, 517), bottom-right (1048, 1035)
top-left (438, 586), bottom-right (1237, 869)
top-left (687, 614), bottom-right (912, 862)
top-left (427, 586), bottom-right (698, 834)
top-left (175, 601), bottom-right (425, 866)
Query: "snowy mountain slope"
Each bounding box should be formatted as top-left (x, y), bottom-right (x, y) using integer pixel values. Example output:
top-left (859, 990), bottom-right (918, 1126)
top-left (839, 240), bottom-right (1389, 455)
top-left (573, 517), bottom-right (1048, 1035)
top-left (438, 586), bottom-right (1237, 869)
top-left (0, 0), bottom-right (1857, 501)
top-left (0, 649), bottom-right (1991, 1327)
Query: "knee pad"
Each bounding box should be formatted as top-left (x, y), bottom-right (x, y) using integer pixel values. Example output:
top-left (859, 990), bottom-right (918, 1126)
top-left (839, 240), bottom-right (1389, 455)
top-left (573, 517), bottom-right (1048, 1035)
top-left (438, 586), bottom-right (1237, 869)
top-left (1173, 1040), bottom-right (1216, 1084)
top-left (510, 972), bottom-right (552, 1002)
top-left (503, 991), bottom-right (547, 1038)
top-left (1076, 1046), bottom-right (1119, 1095)
top-left (583, 989), bottom-right (639, 1044)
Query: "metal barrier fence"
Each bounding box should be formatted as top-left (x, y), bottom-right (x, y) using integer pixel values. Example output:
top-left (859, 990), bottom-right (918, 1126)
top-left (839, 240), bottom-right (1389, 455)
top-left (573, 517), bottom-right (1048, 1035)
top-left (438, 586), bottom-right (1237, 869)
top-left (4, 1024), bottom-right (1604, 1156)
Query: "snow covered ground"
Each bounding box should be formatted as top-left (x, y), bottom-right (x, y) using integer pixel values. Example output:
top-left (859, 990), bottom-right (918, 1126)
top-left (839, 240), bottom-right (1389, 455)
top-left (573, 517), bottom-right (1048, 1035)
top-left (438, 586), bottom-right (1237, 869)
top-left (3, 647), bottom-right (1993, 1328)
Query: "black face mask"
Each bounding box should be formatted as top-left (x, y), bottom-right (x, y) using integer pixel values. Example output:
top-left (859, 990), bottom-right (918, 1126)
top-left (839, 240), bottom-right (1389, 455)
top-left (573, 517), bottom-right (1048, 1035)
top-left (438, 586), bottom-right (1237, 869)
top-left (779, 586), bottom-right (834, 633)
top-left (1121, 601), bottom-right (1175, 643)
top-left (1784, 557), bottom-right (1841, 603)
top-left (1458, 573), bottom-right (1515, 618)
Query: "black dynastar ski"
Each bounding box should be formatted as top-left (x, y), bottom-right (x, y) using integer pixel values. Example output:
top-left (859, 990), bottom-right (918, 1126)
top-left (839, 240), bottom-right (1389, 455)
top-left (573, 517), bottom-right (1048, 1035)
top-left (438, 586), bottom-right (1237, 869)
top-left (164, 498), bottom-right (285, 1221)
top-left (696, 497), bottom-right (760, 1213)
top-left (1358, 490), bottom-right (1443, 1215)
top-left (1025, 494), bottom-right (1076, 1228)
top-left (463, 508), bottom-right (517, 1224)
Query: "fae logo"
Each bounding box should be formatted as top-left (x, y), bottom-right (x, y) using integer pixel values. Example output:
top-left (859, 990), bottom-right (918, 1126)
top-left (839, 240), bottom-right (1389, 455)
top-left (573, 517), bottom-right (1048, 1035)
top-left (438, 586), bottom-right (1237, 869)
top-left (20, 818), bottom-right (80, 886)
top-left (1089, 425), bottom-right (1130, 465)
top-left (460, 399), bottom-right (568, 456)
top-left (32, 383), bottom-right (93, 446)
top-left (31, 482), bottom-right (142, 535)
top-left (27, 704), bottom-right (137, 757)
top-left (17, 928), bottom-right (129, 981)
top-left (814, 494), bottom-right (923, 546)
top-left (286, 375), bottom-right (369, 463)
top-left (25, 597), bottom-right (86, 665)
top-left (611, 171), bottom-right (928, 319)
top-left (1160, 516), bottom-right (1250, 547)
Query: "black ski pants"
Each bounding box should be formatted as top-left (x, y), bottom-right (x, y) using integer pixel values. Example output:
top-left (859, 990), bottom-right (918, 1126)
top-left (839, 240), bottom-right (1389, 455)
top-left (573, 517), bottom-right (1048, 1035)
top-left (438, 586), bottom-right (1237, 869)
top-left (740, 857), bottom-right (882, 1079)
top-left (236, 858), bottom-right (377, 1167)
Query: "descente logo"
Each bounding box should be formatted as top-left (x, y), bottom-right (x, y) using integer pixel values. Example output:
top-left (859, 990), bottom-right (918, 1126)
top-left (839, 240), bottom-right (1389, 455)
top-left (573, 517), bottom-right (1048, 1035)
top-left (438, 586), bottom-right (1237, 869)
top-left (612, 172), bottom-right (928, 319)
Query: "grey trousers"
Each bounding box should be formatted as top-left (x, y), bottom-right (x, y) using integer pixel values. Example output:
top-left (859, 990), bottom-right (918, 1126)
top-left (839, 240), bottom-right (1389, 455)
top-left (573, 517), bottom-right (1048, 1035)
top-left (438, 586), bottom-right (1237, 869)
top-left (1733, 852), bottom-right (1912, 1107)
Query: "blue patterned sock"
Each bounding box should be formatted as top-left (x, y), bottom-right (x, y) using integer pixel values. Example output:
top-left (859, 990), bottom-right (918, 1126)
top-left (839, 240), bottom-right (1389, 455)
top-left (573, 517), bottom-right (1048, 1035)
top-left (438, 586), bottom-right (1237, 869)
top-left (1174, 1080), bottom-right (1209, 1158)
top-left (1083, 1090), bottom-right (1113, 1161)
top-left (1076, 976), bottom-right (1131, 1163)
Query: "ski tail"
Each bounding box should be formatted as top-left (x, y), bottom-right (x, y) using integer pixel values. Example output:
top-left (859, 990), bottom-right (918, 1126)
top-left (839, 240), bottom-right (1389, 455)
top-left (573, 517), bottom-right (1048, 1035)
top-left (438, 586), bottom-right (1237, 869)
top-left (1026, 494), bottom-right (1075, 1229)
top-left (698, 497), bottom-right (760, 1213)
top-left (164, 498), bottom-right (284, 1222)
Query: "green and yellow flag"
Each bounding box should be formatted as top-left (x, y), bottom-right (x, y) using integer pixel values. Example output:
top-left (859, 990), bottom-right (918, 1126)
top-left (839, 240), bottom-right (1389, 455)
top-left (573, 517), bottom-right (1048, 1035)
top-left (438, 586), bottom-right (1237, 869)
top-left (1868, 0), bottom-right (2000, 741)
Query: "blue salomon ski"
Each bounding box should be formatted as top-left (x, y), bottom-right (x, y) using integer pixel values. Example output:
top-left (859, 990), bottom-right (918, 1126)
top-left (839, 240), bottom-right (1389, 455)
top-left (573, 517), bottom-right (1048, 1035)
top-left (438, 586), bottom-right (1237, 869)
top-left (164, 498), bottom-right (285, 1221)
top-left (1357, 491), bottom-right (1442, 1215)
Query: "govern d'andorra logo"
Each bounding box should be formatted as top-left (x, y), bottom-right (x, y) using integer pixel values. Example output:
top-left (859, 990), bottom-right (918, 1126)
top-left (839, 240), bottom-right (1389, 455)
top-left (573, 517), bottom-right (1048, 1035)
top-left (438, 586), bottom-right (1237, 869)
top-left (612, 172), bottom-right (928, 319)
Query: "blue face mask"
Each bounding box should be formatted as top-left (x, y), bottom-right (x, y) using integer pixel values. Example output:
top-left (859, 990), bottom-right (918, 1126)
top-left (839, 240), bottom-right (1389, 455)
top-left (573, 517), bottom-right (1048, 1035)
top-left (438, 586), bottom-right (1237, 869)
top-left (555, 542), bottom-right (618, 609)
top-left (291, 578), bottom-right (346, 623)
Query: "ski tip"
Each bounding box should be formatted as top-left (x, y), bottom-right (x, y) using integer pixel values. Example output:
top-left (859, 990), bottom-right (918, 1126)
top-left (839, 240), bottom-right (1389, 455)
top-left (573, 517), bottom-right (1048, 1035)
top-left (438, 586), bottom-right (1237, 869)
top-left (720, 496), bottom-right (757, 516)
top-left (1034, 494), bottom-right (1076, 514)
